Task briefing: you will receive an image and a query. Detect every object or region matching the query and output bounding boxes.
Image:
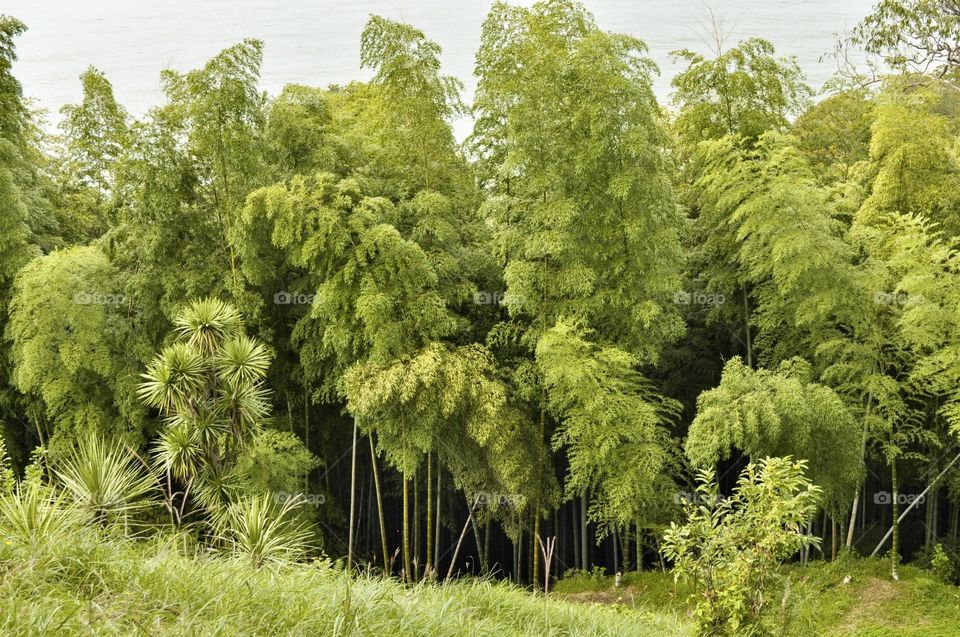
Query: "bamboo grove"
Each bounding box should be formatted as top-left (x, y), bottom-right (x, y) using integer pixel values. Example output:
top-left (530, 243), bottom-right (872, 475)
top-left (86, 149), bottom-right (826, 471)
top-left (3, 0), bottom-right (960, 588)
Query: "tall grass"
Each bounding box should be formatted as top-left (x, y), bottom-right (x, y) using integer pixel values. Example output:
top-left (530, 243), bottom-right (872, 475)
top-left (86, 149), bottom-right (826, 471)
top-left (0, 439), bottom-right (689, 636)
top-left (0, 523), bottom-right (689, 636)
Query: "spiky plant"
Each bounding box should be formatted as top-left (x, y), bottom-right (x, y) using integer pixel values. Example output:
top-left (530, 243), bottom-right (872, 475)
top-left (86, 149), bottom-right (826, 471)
top-left (219, 492), bottom-right (312, 567)
top-left (55, 436), bottom-right (157, 526)
top-left (0, 481), bottom-right (79, 547)
top-left (139, 298), bottom-right (273, 519)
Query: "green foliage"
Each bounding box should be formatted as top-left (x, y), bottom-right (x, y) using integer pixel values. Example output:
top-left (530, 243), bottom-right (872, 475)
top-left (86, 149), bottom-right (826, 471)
top-left (8, 246), bottom-right (148, 456)
top-left (537, 321), bottom-right (680, 533)
top-left (218, 492), bottom-right (312, 567)
top-left (233, 429), bottom-right (320, 496)
top-left (139, 298), bottom-right (272, 515)
top-left (852, 0), bottom-right (960, 80)
top-left (793, 89), bottom-right (874, 179)
top-left (358, 15), bottom-right (468, 197)
top-left (663, 457), bottom-right (821, 636)
top-left (473, 0), bottom-right (685, 357)
top-left (54, 435), bottom-right (157, 526)
top-left (687, 357), bottom-right (862, 509)
top-left (671, 37), bottom-right (811, 146)
top-left (0, 480), bottom-right (79, 549)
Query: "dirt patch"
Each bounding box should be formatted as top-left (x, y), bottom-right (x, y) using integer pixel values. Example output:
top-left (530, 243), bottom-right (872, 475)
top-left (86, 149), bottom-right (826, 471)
top-left (836, 576), bottom-right (908, 634)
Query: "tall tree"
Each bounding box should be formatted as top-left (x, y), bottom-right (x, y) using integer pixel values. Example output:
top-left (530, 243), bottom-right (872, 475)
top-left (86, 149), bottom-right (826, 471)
top-left (472, 0), bottom-right (686, 583)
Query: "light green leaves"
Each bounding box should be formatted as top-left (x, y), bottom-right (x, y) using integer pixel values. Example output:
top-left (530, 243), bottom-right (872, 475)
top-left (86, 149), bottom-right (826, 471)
top-left (218, 492), bottom-right (312, 567)
top-left (174, 297), bottom-right (244, 355)
top-left (139, 299), bottom-right (273, 517)
top-left (138, 343), bottom-right (206, 414)
top-left (55, 436), bottom-right (157, 525)
top-left (687, 357), bottom-right (862, 509)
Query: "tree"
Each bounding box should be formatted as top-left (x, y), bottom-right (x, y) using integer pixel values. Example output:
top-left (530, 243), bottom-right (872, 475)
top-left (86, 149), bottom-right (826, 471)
top-left (160, 40), bottom-right (269, 289)
top-left (0, 16), bottom-right (41, 465)
top-left (472, 0), bottom-right (686, 583)
top-left (851, 0), bottom-right (960, 84)
top-left (138, 298), bottom-right (273, 522)
top-left (663, 457), bottom-right (821, 635)
top-left (8, 246), bottom-right (147, 458)
top-left (686, 357), bottom-right (862, 512)
top-left (671, 37), bottom-right (811, 148)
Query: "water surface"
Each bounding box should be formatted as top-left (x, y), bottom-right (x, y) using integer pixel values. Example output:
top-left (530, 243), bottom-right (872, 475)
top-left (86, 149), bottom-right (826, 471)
top-left (5, 0), bottom-right (875, 136)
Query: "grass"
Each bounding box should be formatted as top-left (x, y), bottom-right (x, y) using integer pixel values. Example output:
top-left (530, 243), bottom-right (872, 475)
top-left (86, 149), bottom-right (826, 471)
top-left (552, 556), bottom-right (960, 636)
top-left (2, 485), bottom-right (957, 637)
top-left (0, 525), bottom-right (689, 636)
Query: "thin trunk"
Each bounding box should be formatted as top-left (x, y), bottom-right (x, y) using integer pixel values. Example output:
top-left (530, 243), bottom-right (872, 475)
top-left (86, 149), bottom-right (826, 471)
top-left (413, 470), bottom-right (420, 581)
top-left (891, 459), bottom-right (900, 580)
top-left (483, 519), bottom-right (491, 574)
top-left (426, 452), bottom-right (433, 579)
top-left (821, 510), bottom-right (828, 559)
top-left (580, 491), bottom-right (588, 571)
top-left (403, 472), bottom-right (411, 583)
top-left (347, 421), bottom-right (358, 571)
top-left (742, 285), bottom-right (753, 368)
top-left (435, 464), bottom-right (442, 575)
top-left (445, 495), bottom-right (479, 582)
top-left (871, 449), bottom-right (960, 558)
top-left (470, 497), bottom-right (483, 575)
top-left (304, 385), bottom-right (310, 491)
top-left (831, 515), bottom-right (838, 561)
top-left (637, 524), bottom-right (644, 572)
top-left (847, 393), bottom-right (874, 548)
top-left (612, 526), bottom-right (620, 574)
top-left (572, 500), bottom-right (581, 571)
top-left (369, 434), bottom-right (389, 574)
top-left (950, 502), bottom-right (960, 543)
top-left (532, 406), bottom-right (545, 589)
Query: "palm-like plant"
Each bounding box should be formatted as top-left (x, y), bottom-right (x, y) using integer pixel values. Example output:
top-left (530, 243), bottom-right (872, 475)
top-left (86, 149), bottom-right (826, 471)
top-left (55, 436), bottom-right (157, 526)
top-left (0, 482), bottom-right (79, 547)
top-left (139, 298), bottom-right (273, 519)
top-left (173, 297), bottom-right (243, 355)
top-left (219, 492), bottom-right (312, 567)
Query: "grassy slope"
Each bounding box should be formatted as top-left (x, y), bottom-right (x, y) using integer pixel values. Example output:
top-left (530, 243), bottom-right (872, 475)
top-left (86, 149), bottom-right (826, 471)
top-left (554, 557), bottom-right (960, 636)
top-left (5, 523), bottom-right (959, 636)
top-left (0, 532), bottom-right (688, 636)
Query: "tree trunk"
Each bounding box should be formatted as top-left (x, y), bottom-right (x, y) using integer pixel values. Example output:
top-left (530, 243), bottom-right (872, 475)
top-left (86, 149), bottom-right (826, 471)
top-left (413, 470), bottom-right (420, 581)
top-left (580, 491), bottom-right (588, 571)
top-left (871, 449), bottom-right (960, 559)
top-left (742, 285), bottom-right (753, 368)
top-left (532, 407), bottom-right (545, 589)
top-left (369, 434), bottom-right (389, 574)
top-left (846, 392), bottom-right (874, 549)
top-left (403, 472), bottom-right (412, 583)
top-left (829, 515), bottom-right (835, 561)
top-left (426, 452), bottom-right (433, 579)
top-left (347, 421), bottom-right (358, 571)
top-left (891, 459), bottom-right (900, 581)
top-left (483, 519), bottom-right (491, 574)
top-left (435, 463), bottom-right (442, 575)
top-left (636, 522), bottom-right (643, 572)
top-left (951, 501), bottom-right (959, 542)
top-left (572, 500), bottom-right (581, 571)
top-left (445, 495), bottom-right (479, 582)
